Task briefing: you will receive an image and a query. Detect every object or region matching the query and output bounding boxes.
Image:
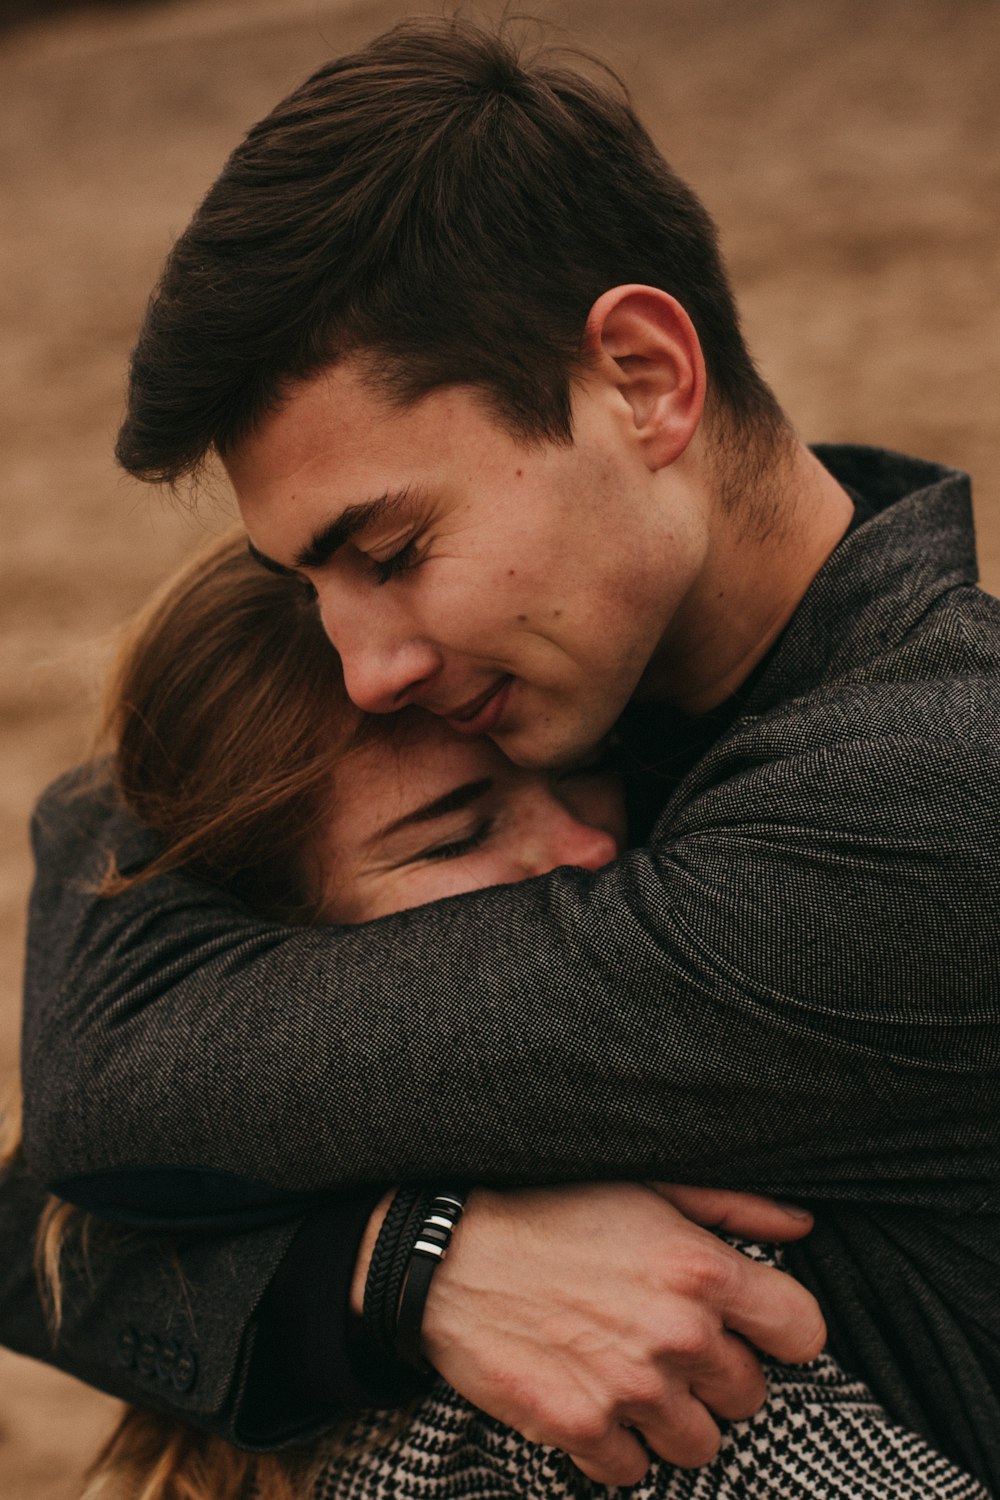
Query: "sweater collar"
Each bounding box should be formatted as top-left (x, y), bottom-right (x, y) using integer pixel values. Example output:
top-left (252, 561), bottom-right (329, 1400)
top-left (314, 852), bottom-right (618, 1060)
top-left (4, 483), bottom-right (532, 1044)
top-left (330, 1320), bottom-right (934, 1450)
top-left (742, 444), bottom-right (978, 716)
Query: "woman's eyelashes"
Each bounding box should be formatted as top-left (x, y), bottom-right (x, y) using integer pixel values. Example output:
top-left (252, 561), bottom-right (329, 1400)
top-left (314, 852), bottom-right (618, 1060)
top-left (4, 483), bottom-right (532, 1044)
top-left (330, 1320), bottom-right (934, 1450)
top-left (414, 819), bottom-right (494, 864)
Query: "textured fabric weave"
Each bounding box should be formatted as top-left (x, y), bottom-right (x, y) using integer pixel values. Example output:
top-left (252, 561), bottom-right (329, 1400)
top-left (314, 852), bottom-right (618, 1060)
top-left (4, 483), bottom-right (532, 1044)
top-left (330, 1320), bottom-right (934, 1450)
top-left (314, 1359), bottom-right (988, 1500)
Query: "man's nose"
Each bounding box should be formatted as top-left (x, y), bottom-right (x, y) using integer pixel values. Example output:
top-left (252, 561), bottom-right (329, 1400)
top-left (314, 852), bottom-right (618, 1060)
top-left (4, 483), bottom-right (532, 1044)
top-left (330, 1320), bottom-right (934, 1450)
top-left (318, 590), bottom-right (441, 714)
top-left (529, 807), bottom-right (620, 876)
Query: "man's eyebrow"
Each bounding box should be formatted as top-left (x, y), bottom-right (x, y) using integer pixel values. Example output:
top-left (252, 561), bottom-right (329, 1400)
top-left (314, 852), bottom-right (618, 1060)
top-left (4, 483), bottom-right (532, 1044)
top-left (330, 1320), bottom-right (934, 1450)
top-left (246, 489), bottom-right (416, 577)
top-left (295, 490), bottom-right (414, 571)
top-left (372, 778), bottom-right (493, 845)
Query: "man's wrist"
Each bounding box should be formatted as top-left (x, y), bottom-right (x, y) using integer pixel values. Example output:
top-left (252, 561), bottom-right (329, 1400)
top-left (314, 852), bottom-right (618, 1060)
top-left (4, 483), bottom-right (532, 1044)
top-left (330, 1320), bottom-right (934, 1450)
top-left (419, 1186), bottom-right (495, 1369)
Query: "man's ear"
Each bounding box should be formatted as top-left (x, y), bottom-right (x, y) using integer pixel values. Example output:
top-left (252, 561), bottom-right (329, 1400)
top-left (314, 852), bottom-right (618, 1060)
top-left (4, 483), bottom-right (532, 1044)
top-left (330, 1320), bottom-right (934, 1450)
top-left (582, 285), bottom-right (706, 469)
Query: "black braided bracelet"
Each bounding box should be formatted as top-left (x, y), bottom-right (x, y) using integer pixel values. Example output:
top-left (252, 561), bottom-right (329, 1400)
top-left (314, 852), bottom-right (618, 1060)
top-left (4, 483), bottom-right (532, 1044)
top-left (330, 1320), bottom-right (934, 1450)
top-left (395, 1189), bottom-right (468, 1372)
top-left (362, 1185), bottom-right (425, 1359)
top-left (376, 1187), bottom-right (436, 1357)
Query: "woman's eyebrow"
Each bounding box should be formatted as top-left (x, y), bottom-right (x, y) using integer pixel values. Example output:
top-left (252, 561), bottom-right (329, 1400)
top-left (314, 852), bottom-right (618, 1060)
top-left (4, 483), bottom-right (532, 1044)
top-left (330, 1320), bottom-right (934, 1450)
top-left (371, 778), bottom-right (492, 845)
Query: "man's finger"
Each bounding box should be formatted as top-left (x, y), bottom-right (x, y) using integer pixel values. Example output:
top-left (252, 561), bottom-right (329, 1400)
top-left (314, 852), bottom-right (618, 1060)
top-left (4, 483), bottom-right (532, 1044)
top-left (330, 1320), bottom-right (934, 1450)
top-left (564, 1425), bottom-right (652, 1487)
top-left (689, 1329), bottom-right (768, 1421)
top-left (721, 1254), bottom-right (827, 1364)
top-left (629, 1393), bottom-right (723, 1469)
top-left (649, 1182), bottom-right (813, 1241)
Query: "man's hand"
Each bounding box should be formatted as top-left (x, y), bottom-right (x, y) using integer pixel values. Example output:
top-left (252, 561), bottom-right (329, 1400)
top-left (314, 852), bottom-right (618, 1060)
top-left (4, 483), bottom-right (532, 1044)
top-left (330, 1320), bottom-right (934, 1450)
top-left (419, 1183), bottom-right (825, 1486)
top-left (647, 1182), bottom-right (815, 1239)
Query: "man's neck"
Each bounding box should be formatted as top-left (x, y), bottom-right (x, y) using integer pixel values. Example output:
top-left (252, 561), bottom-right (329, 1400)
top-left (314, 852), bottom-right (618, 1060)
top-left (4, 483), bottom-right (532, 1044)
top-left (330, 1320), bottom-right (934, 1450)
top-left (641, 441), bottom-right (855, 715)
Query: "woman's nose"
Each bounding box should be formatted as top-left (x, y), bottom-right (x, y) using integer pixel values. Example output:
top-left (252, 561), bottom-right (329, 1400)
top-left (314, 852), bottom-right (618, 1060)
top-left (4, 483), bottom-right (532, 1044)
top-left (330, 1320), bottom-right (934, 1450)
top-left (529, 807), bottom-right (620, 876)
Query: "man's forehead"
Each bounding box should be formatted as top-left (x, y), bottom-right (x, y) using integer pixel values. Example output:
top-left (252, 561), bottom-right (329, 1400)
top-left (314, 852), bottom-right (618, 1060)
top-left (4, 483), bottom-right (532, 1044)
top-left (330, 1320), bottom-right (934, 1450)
top-left (223, 371), bottom-right (351, 490)
top-left (226, 358), bottom-right (521, 496)
top-left (222, 375), bottom-right (408, 558)
top-left (225, 367), bottom-right (445, 507)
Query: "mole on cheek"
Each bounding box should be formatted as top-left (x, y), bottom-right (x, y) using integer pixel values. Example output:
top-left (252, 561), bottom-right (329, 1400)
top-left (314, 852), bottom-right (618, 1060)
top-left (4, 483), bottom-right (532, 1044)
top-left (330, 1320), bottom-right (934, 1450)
top-left (517, 614), bottom-right (527, 623)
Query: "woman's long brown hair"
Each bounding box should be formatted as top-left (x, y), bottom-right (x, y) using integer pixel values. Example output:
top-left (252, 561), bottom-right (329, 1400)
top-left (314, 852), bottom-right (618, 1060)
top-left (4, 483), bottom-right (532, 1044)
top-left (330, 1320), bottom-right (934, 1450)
top-left (6, 531), bottom-right (395, 1498)
top-left (101, 526), bottom-right (365, 918)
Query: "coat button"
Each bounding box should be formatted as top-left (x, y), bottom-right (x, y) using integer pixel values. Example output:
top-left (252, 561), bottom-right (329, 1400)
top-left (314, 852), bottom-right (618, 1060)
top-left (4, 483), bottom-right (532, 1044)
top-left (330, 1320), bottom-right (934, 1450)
top-left (136, 1334), bottom-right (159, 1378)
top-left (172, 1348), bottom-right (198, 1393)
top-left (155, 1338), bottom-right (179, 1385)
top-left (117, 1327), bottom-right (138, 1369)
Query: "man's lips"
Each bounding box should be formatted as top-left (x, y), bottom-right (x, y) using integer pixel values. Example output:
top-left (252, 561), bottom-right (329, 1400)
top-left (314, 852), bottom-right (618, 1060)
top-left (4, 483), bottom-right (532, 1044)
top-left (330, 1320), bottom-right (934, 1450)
top-left (441, 676), bottom-right (513, 736)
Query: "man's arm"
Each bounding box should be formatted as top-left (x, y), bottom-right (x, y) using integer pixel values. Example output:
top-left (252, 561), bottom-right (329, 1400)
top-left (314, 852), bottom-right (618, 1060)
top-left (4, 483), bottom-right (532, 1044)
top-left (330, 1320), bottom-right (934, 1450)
top-left (0, 1147), bottom-right (824, 1480)
top-left (22, 728), bottom-right (998, 1212)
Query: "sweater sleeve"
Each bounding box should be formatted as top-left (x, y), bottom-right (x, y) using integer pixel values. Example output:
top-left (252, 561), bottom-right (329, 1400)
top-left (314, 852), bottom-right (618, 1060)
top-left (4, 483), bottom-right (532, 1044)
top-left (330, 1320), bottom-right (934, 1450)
top-left (21, 719), bottom-right (999, 1216)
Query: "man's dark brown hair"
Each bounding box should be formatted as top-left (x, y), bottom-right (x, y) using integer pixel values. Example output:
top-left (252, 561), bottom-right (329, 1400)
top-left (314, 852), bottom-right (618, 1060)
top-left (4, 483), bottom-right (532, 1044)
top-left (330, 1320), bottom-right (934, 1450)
top-left (116, 17), bottom-right (786, 485)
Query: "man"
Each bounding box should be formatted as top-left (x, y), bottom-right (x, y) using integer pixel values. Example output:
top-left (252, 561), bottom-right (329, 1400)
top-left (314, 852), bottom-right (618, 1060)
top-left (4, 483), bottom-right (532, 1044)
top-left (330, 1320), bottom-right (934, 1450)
top-left (5, 16), bottom-right (999, 1492)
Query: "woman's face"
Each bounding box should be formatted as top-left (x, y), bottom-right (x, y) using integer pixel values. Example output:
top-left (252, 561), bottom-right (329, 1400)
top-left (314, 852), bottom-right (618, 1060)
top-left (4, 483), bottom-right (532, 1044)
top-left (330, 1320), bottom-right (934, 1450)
top-left (311, 714), bottom-right (627, 923)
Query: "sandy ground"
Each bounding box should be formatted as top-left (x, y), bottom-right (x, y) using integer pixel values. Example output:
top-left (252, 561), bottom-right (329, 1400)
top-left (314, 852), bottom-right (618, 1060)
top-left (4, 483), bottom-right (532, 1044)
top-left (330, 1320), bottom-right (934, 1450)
top-left (1, 0), bottom-right (998, 1492)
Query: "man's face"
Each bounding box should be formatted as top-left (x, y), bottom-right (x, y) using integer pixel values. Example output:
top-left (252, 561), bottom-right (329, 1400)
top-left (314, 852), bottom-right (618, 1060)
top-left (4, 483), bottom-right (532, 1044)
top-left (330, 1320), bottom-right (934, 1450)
top-left (229, 358), bottom-right (703, 767)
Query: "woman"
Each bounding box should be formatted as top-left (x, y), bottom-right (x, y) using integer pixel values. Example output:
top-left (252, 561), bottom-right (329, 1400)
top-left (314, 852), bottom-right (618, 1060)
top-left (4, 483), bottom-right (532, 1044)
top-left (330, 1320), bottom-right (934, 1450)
top-left (21, 532), bottom-right (985, 1500)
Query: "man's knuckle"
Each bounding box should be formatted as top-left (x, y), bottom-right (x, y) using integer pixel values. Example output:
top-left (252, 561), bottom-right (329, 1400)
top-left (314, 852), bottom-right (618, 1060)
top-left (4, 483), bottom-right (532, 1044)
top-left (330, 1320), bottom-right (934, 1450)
top-left (566, 1412), bottom-right (613, 1453)
top-left (677, 1247), bottom-right (735, 1302)
top-left (657, 1315), bottom-right (713, 1364)
top-left (536, 1404), bottom-right (609, 1454)
top-left (569, 1452), bottom-right (648, 1489)
top-left (621, 1372), bottom-right (667, 1412)
top-left (610, 1453), bottom-right (651, 1488)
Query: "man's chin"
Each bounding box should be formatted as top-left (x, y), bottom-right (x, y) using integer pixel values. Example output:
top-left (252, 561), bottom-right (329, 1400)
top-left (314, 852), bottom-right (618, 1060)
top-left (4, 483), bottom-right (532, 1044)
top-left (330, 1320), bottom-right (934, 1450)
top-left (491, 714), bottom-right (606, 771)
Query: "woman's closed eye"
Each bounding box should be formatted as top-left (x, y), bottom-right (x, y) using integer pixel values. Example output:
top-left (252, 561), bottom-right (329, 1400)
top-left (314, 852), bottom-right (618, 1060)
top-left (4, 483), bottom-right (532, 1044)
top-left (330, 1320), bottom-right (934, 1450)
top-left (413, 819), bottom-right (494, 864)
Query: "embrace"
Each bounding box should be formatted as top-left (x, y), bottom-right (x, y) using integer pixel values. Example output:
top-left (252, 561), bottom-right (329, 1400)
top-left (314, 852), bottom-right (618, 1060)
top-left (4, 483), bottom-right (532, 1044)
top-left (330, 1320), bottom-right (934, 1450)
top-left (2, 17), bottom-right (998, 1500)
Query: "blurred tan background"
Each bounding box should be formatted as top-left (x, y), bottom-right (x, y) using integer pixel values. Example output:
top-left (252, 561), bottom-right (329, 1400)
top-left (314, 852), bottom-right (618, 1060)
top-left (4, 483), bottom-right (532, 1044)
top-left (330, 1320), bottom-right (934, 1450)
top-left (1, 0), bottom-right (998, 1492)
